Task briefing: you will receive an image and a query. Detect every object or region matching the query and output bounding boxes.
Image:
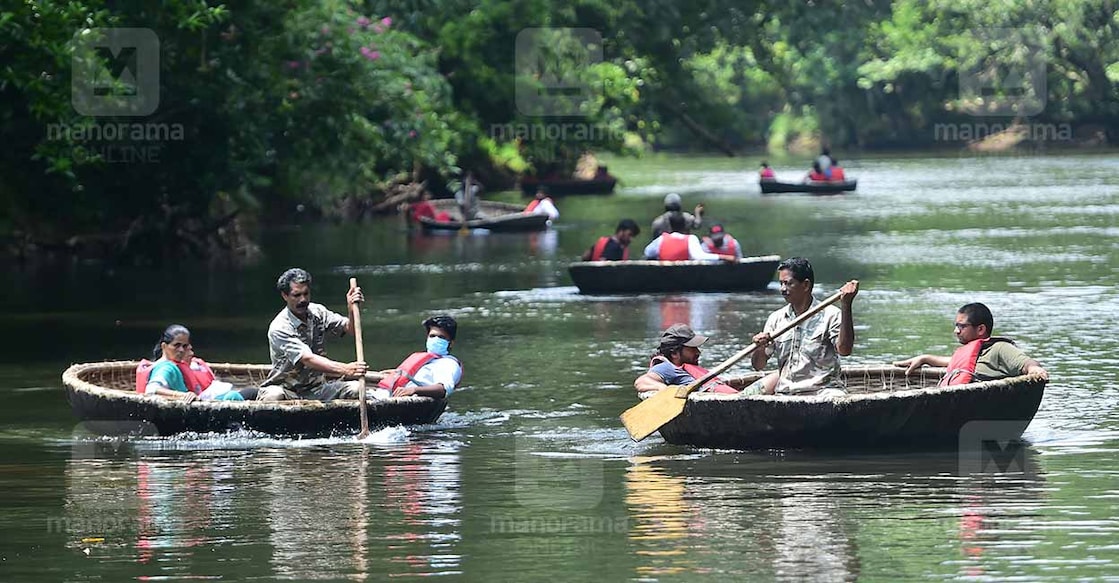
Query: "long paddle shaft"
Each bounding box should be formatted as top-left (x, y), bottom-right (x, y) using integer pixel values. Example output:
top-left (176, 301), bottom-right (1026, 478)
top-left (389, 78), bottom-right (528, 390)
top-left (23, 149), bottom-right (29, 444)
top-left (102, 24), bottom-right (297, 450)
top-left (349, 278), bottom-right (370, 438)
top-left (620, 289), bottom-right (845, 441)
top-left (677, 289), bottom-right (844, 398)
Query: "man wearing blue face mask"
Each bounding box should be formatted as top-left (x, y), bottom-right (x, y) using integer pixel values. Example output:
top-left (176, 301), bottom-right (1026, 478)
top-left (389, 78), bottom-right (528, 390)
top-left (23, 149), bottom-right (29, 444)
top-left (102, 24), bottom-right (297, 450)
top-left (376, 315), bottom-right (462, 399)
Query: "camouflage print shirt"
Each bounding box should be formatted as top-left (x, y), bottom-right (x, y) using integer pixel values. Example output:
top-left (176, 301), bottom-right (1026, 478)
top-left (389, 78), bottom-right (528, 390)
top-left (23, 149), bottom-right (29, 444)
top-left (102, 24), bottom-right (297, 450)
top-left (762, 296), bottom-right (845, 395)
top-left (263, 304), bottom-right (349, 391)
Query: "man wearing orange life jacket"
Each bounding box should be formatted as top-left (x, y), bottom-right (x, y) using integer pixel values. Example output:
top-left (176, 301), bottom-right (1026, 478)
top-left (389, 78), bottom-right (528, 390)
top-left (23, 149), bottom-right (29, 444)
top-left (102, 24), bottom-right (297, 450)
top-left (377, 315), bottom-right (462, 399)
top-left (634, 323), bottom-right (738, 396)
top-left (524, 186), bottom-right (560, 221)
top-left (894, 303), bottom-right (1048, 385)
top-left (642, 213), bottom-right (733, 262)
top-left (700, 223), bottom-right (743, 260)
top-left (581, 218), bottom-right (640, 261)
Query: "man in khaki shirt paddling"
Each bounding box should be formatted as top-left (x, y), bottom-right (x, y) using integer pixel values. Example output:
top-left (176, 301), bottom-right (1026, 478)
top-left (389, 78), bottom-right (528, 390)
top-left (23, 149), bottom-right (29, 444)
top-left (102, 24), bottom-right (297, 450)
top-left (747, 257), bottom-right (860, 396)
top-left (259, 268), bottom-right (368, 401)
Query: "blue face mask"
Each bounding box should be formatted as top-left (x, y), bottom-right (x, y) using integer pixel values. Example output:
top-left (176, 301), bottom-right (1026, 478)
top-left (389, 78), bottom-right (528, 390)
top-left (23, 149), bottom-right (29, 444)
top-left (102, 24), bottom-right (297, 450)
top-left (426, 336), bottom-right (450, 356)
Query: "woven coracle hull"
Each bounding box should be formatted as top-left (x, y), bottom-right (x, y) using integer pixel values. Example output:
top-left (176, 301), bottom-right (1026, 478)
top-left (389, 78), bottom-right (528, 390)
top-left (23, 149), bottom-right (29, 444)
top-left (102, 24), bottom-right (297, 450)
top-left (63, 361), bottom-right (447, 437)
top-left (568, 255), bottom-right (781, 294)
top-left (657, 366), bottom-right (1046, 449)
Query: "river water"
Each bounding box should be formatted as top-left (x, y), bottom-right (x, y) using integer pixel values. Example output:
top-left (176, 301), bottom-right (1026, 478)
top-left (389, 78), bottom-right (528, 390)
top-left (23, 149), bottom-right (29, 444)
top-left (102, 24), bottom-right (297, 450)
top-left (2, 152), bottom-right (1118, 581)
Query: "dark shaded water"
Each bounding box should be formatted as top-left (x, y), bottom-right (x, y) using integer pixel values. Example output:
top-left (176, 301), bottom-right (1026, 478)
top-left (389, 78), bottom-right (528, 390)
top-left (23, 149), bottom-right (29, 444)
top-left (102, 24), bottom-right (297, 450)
top-left (2, 152), bottom-right (1118, 580)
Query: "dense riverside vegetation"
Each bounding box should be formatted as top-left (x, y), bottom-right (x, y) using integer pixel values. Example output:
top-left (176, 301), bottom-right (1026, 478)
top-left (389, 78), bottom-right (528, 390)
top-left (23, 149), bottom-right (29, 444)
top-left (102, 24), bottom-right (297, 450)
top-left (2, 0), bottom-right (1116, 262)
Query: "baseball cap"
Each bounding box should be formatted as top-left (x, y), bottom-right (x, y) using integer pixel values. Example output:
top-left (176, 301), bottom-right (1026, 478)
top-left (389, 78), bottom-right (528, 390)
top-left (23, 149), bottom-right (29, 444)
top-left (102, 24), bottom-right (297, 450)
top-left (658, 323), bottom-right (708, 348)
top-left (709, 224), bottom-right (725, 234)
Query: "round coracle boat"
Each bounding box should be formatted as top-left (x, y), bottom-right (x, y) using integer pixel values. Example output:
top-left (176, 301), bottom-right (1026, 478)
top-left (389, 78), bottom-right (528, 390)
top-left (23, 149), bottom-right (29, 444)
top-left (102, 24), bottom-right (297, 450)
top-left (656, 365), bottom-right (1046, 449)
top-left (63, 361), bottom-right (447, 437)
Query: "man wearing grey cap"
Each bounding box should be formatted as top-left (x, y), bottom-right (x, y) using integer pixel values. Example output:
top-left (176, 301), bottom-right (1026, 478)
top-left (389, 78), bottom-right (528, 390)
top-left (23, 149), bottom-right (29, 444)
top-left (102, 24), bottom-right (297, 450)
top-left (634, 323), bottom-right (737, 396)
top-left (650, 192), bottom-right (704, 239)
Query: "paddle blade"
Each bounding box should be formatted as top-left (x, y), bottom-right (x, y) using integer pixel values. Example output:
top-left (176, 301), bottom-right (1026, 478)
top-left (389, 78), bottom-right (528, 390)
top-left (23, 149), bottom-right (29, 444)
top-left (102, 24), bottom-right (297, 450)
top-left (620, 386), bottom-right (690, 442)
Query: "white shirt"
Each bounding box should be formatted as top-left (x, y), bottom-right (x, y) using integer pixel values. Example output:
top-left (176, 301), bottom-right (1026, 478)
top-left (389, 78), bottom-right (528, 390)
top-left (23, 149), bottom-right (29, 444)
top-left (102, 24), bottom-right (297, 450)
top-left (406, 356), bottom-right (463, 395)
top-left (642, 233), bottom-right (725, 261)
top-left (528, 197), bottom-right (560, 220)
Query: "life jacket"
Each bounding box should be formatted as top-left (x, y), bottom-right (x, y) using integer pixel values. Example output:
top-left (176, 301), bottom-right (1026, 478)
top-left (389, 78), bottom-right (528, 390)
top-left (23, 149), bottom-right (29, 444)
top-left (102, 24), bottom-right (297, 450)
top-left (648, 355), bottom-right (737, 394)
top-left (524, 197), bottom-right (553, 214)
top-left (830, 166), bottom-right (846, 181)
top-left (434, 211), bottom-right (452, 222)
top-left (938, 338), bottom-right (1012, 386)
top-left (378, 352), bottom-right (461, 392)
top-left (135, 357), bottom-right (214, 394)
top-left (657, 233), bottom-right (691, 261)
top-left (808, 171), bottom-right (828, 182)
top-left (701, 235), bottom-right (740, 258)
top-left (760, 168), bottom-right (775, 179)
top-left (590, 236), bottom-right (628, 261)
top-left (409, 201), bottom-right (436, 223)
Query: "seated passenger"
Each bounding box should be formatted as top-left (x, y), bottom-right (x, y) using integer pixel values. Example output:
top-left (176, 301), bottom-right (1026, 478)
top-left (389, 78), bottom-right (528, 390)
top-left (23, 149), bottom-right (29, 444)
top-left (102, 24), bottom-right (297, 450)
top-left (643, 213), bottom-right (734, 262)
top-left (377, 315), bottom-right (462, 399)
top-left (633, 324), bottom-right (738, 396)
top-left (136, 324), bottom-right (244, 401)
top-left (524, 186), bottom-right (560, 221)
top-left (582, 219), bottom-right (641, 261)
top-left (700, 224), bottom-right (743, 260)
top-left (407, 191), bottom-right (437, 224)
top-left (759, 161), bottom-right (776, 181)
top-left (807, 161), bottom-right (828, 182)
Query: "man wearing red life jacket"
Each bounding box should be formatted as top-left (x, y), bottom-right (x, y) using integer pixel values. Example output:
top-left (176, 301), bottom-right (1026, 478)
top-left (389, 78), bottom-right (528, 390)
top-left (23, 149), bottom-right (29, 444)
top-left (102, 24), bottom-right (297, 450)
top-left (634, 323), bottom-right (738, 396)
top-left (377, 315), bottom-right (462, 399)
top-left (642, 213), bottom-right (734, 262)
top-left (524, 186), bottom-right (560, 220)
top-left (582, 218), bottom-right (640, 261)
top-left (894, 303), bottom-right (1049, 385)
top-left (700, 224), bottom-right (743, 260)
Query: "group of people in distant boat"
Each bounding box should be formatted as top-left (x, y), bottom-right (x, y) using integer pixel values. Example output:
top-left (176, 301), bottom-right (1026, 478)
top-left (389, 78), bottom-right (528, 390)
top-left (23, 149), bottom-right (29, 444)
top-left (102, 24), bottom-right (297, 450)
top-left (139, 268), bottom-right (463, 404)
top-left (406, 172), bottom-right (560, 227)
top-left (582, 192), bottom-right (743, 263)
top-left (635, 256), bottom-right (1048, 398)
top-left (757, 148), bottom-right (849, 184)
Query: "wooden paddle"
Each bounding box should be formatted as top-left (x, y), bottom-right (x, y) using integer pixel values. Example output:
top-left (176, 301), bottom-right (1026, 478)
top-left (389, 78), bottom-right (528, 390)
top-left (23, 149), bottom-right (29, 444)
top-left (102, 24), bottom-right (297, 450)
top-left (349, 278), bottom-right (370, 439)
top-left (620, 289), bottom-right (845, 442)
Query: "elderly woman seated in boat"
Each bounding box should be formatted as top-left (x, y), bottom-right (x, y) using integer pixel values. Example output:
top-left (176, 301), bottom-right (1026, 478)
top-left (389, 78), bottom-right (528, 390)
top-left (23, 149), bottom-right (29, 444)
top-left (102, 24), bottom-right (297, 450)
top-left (136, 324), bottom-right (246, 402)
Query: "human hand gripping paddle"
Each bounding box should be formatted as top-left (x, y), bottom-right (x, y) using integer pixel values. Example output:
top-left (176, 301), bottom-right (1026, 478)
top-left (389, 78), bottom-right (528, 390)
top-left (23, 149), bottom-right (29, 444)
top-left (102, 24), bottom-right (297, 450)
top-left (349, 278), bottom-right (370, 439)
top-left (620, 289), bottom-right (845, 442)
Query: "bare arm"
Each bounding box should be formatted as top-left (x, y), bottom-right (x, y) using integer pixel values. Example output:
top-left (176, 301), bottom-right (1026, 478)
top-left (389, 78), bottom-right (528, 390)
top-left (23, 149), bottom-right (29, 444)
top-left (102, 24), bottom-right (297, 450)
top-left (299, 353), bottom-right (367, 378)
top-left (393, 384), bottom-right (447, 399)
top-left (751, 332), bottom-right (771, 371)
top-left (146, 385), bottom-right (197, 403)
top-left (343, 285), bottom-right (364, 336)
top-left (893, 354), bottom-right (950, 375)
top-left (1023, 359), bottom-right (1049, 381)
top-left (836, 280), bottom-right (859, 356)
top-left (634, 371), bottom-right (669, 393)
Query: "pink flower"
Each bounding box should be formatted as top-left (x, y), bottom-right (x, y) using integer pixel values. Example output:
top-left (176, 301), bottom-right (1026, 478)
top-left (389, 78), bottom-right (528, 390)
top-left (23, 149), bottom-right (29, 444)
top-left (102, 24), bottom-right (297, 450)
top-left (409, 130), bottom-right (417, 138)
top-left (381, 17), bottom-right (392, 28)
top-left (360, 47), bottom-right (380, 61)
top-left (356, 16), bottom-right (371, 28)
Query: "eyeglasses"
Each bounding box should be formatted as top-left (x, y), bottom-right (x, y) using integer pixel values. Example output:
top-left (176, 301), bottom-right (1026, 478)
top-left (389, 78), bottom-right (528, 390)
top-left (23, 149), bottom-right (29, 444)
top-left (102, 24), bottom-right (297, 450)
top-left (954, 323), bottom-right (974, 330)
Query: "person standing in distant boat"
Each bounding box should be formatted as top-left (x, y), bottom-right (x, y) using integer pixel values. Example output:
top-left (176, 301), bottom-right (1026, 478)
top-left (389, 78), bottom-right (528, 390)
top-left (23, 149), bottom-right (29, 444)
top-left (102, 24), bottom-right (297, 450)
top-left (650, 193), bottom-right (703, 239)
top-left (893, 303), bottom-right (1048, 384)
top-left (745, 257), bottom-right (860, 396)
top-left (700, 224), bottom-right (743, 260)
top-left (259, 268), bottom-right (368, 401)
top-left (582, 218), bottom-right (641, 261)
top-left (376, 315), bottom-right (463, 399)
top-left (524, 185), bottom-right (560, 221)
top-left (643, 214), bottom-right (734, 262)
top-left (759, 162), bottom-right (776, 181)
top-left (454, 172), bottom-right (482, 221)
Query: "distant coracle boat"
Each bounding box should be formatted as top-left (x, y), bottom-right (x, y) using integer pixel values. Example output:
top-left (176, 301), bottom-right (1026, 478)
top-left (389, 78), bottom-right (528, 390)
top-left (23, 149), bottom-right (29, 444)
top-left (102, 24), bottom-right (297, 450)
top-left (63, 361), bottom-right (446, 437)
top-left (568, 255), bottom-right (781, 294)
top-left (519, 175), bottom-right (617, 196)
top-left (418, 199), bottom-right (550, 232)
top-left (655, 366), bottom-right (1046, 449)
top-left (760, 179), bottom-right (857, 195)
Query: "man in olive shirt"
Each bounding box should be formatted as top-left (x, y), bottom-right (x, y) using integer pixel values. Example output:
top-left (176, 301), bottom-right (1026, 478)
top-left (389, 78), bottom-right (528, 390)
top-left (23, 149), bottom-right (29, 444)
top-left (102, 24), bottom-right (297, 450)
top-left (259, 268), bottom-right (368, 401)
top-left (894, 302), bottom-right (1049, 381)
